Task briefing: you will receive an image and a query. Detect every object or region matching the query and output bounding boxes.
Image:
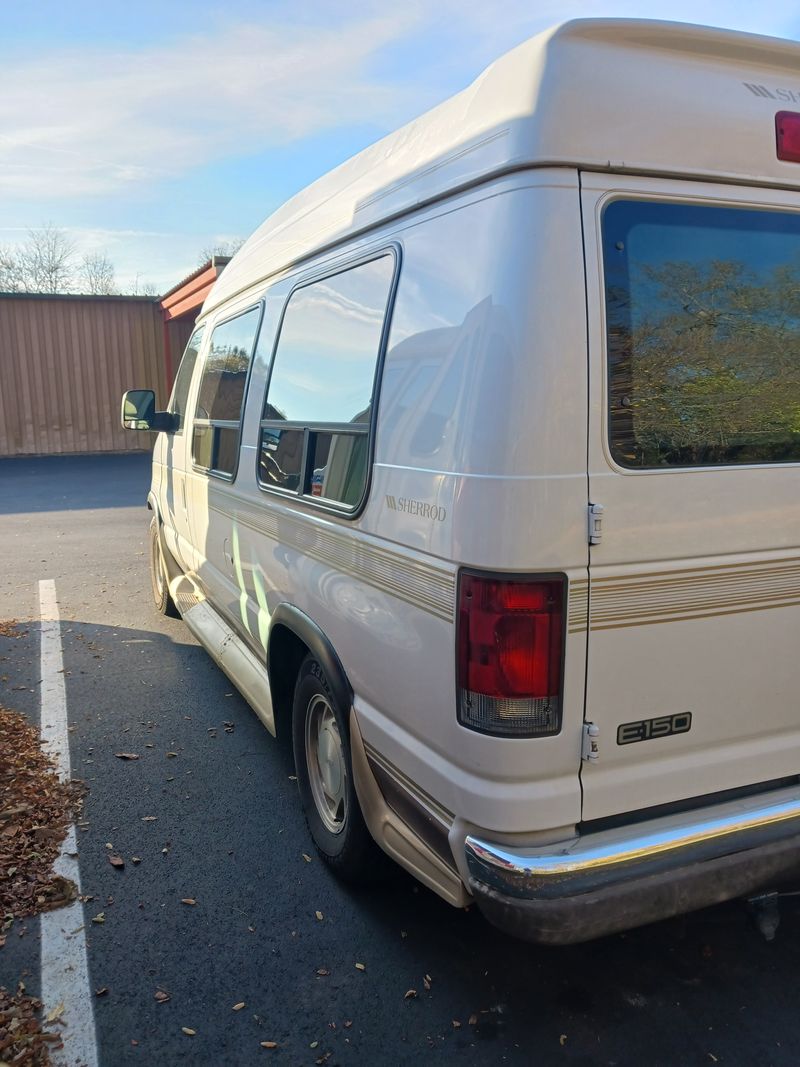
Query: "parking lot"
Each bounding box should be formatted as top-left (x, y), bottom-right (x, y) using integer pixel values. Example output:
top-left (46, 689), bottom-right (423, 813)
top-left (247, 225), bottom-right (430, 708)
top-left (2, 453), bottom-right (800, 1066)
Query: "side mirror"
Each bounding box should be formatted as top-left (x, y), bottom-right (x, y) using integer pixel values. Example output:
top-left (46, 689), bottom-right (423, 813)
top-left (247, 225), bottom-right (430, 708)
top-left (121, 390), bottom-right (177, 432)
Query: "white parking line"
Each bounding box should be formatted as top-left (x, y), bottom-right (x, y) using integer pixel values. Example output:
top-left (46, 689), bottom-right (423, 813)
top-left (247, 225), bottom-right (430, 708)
top-left (38, 579), bottom-right (99, 1067)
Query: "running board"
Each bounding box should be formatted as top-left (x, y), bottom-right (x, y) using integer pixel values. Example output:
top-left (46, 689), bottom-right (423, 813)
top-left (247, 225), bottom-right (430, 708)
top-left (170, 576), bottom-right (275, 736)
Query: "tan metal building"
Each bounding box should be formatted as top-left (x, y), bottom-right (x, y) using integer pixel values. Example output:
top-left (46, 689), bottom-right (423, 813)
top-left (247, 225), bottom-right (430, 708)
top-left (0, 257), bottom-right (229, 457)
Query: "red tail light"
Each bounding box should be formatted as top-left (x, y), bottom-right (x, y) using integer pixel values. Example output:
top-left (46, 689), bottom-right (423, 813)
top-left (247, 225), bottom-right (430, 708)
top-left (776, 111), bottom-right (800, 163)
top-left (457, 572), bottom-right (565, 737)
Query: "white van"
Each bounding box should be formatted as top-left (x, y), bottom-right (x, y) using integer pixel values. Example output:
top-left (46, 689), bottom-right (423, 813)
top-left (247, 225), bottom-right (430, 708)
top-left (122, 18), bottom-right (800, 943)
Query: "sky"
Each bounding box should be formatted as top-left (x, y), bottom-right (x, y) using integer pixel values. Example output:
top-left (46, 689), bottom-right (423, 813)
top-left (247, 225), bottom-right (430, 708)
top-left (3, 0), bottom-right (800, 293)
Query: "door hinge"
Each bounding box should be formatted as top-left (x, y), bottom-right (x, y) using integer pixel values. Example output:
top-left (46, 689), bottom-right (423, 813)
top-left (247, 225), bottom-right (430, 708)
top-left (582, 722), bottom-right (600, 762)
top-left (588, 502), bottom-right (604, 545)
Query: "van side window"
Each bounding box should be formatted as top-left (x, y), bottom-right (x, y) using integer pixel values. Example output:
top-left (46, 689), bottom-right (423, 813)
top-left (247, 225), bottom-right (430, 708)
top-left (258, 254), bottom-right (395, 509)
top-left (192, 307), bottom-right (261, 478)
top-left (167, 328), bottom-right (204, 432)
top-left (604, 200), bottom-right (800, 468)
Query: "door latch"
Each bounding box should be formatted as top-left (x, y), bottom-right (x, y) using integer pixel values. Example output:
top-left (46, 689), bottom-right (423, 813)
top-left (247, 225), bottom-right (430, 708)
top-left (588, 503), bottom-right (604, 545)
top-left (582, 722), bottom-right (600, 762)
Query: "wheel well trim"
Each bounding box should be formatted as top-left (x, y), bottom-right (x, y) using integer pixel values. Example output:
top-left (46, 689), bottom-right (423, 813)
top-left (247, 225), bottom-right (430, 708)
top-left (267, 604), bottom-right (352, 714)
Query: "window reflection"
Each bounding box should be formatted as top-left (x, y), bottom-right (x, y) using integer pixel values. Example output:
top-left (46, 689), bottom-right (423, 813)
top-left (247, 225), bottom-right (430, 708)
top-left (309, 433), bottom-right (368, 507)
top-left (196, 309), bottom-right (260, 422)
top-left (259, 427), bottom-right (303, 491)
top-left (604, 201), bottom-right (800, 467)
top-left (169, 328), bottom-right (204, 431)
top-left (264, 255), bottom-right (394, 424)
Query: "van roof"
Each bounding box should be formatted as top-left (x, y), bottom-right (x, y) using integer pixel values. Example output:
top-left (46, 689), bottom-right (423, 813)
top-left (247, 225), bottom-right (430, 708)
top-left (206, 17), bottom-right (800, 314)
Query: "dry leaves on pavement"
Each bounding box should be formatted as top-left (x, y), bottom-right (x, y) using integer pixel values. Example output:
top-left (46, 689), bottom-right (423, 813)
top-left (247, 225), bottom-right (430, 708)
top-left (0, 704), bottom-right (84, 919)
top-left (0, 983), bottom-right (63, 1065)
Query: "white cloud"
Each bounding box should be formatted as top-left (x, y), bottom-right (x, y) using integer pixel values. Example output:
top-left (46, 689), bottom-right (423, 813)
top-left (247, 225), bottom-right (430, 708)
top-left (2, 1), bottom-right (799, 203)
top-left (0, 12), bottom-right (420, 199)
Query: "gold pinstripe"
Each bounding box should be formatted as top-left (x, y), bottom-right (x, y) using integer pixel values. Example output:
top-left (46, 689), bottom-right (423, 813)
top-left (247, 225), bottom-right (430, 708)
top-left (578, 556), bottom-right (800, 632)
top-left (364, 741), bottom-right (454, 827)
top-left (207, 496), bottom-right (456, 622)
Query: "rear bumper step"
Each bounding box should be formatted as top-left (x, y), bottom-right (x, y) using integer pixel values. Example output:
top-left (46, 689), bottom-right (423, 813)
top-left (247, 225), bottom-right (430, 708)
top-left (465, 788), bottom-right (800, 943)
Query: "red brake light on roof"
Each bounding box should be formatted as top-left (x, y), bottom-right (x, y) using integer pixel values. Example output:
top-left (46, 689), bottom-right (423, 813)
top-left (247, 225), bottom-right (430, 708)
top-left (457, 573), bottom-right (565, 738)
top-left (776, 111), bottom-right (800, 163)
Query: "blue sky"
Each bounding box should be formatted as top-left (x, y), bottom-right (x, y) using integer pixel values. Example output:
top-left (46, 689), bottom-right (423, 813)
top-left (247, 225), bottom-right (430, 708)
top-left (3, 0), bottom-right (800, 293)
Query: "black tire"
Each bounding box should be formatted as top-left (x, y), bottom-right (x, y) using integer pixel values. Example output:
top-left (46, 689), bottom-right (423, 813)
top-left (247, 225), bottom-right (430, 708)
top-left (292, 654), bottom-right (378, 881)
top-left (149, 516), bottom-right (179, 618)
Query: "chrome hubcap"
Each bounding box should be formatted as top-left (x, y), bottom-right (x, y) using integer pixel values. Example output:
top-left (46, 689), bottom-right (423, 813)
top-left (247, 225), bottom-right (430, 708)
top-left (305, 695), bottom-right (346, 835)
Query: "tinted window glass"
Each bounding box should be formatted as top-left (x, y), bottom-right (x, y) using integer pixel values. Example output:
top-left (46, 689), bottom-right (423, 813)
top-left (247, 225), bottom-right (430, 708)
top-left (604, 200), bottom-right (800, 467)
top-left (168, 328), bottom-right (204, 430)
top-left (192, 424), bottom-right (240, 474)
top-left (196, 308), bottom-right (260, 422)
top-left (258, 427), bottom-right (303, 491)
top-left (309, 432), bottom-right (368, 507)
top-left (264, 256), bottom-right (394, 424)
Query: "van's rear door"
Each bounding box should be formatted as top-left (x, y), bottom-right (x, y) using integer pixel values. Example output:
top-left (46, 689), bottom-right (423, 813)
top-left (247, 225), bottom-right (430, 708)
top-left (580, 173), bottom-right (800, 821)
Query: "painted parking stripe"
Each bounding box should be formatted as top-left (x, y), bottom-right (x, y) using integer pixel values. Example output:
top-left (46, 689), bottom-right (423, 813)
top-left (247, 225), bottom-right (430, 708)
top-left (38, 579), bottom-right (99, 1067)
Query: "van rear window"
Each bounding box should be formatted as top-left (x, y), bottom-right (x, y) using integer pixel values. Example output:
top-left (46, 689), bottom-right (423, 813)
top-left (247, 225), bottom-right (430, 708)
top-left (603, 200), bottom-right (800, 468)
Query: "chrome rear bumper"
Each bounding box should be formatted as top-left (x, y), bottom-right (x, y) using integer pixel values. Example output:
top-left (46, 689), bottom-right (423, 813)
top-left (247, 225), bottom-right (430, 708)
top-left (465, 787), bottom-right (800, 943)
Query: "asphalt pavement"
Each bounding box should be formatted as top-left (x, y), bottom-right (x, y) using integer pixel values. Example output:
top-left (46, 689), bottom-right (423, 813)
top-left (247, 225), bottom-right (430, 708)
top-left (2, 453), bottom-right (800, 1066)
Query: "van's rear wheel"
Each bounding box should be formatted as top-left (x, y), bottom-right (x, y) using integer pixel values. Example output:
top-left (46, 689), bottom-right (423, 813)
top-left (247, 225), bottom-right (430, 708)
top-left (292, 654), bottom-right (377, 880)
top-left (149, 516), bottom-right (179, 618)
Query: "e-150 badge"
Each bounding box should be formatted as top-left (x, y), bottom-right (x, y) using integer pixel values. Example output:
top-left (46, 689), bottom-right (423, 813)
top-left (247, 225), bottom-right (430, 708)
top-left (617, 713), bottom-right (692, 745)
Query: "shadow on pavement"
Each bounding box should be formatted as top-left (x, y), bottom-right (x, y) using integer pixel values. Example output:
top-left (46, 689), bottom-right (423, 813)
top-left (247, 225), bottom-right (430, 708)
top-left (0, 453), bottom-right (152, 514)
top-left (4, 611), bottom-right (800, 1066)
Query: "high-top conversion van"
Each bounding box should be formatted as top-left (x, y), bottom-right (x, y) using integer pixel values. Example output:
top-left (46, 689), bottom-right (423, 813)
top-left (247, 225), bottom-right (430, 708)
top-left (122, 18), bottom-right (800, 943)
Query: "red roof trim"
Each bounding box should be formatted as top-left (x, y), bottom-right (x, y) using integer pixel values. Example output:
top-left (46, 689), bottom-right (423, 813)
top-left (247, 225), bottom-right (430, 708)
top-left (159, 256), bottom-right (231, 318)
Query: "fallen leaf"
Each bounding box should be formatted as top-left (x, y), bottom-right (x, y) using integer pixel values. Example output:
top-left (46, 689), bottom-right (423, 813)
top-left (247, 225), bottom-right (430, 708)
top-left (91, 912), bottom-right (105, 924)
top-left (181, 1027), bottom-right (196, 1036)
top-left (302, 853), bottom-right (312, 863)
top-left (45, 1001), bottom-right (65, 1023)
top-left (114, 753), bottom-right (139, 760)
top-left (261, 1041), bottom-right (279, 1049)
top-left (316, 968), bottom-right (330, 977)
top-left (141, 816), bottom-right (157, 822)
top-left (315, 911), bottom-right (324, 921)
top-left (423, 976), bottom-right (431, 991)
top-left (95, 987), bottom-right (108, 997)
top-left (131, 856), bottom-right (141, 864)
top-left (108, 855), bottom-right (125, 869)
top-left (155, 990), bottom-right (171, 1003)
top-left (181, 898), bottom-right (197, 906)
top-left (355, 962), bottom-right (365, 972)
top-left (344, 1020), bottom-right (352, 1029)
top-left (560, 1034), bottom-right (568, 1046)
top-left (310, 1041), bottom-right (319, 1049)
top-left (404, 989), bottom-right (417, 999)
top-left (233, 1002), bottom-right (245, 1011)
top-left (468, 1014), bottom-right (478, 1026)
top-left (166, 752), bottom-right (178, 758)
top-left (452, 1020), bottom-right (461, 1029)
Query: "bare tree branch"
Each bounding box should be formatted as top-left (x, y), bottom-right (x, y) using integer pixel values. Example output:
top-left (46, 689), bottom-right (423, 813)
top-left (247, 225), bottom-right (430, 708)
top-left (79, 252), bottom-right (116, 295)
